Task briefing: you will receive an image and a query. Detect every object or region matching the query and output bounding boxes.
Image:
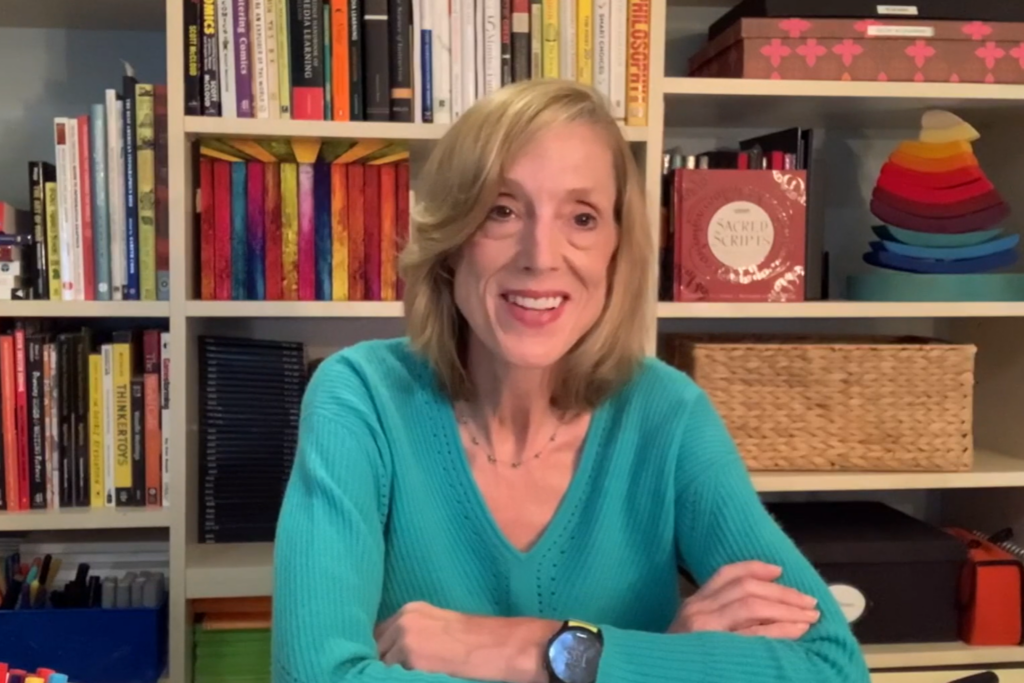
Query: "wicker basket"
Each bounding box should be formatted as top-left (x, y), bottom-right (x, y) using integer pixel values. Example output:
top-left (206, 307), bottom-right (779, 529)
top-left (658, 334), bottom-right (976, 472)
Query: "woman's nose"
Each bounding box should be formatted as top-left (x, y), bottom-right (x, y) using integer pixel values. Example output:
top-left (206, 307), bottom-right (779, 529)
top-left (516, 218), bottom-right (562, 272)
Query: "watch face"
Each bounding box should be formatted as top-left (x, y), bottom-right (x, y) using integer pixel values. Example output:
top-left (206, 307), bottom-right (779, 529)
top-left (548, 629), bottom-right (602, 683)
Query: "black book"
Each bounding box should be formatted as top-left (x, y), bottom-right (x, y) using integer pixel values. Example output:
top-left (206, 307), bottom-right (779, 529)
top-left (28, 162), bottom-right (55, 299)
top-left (290, 0), bottom-right (325, 119)
top-left (500, 0), bottom-right (512, 85)
top-left (57, 334), bottom-right (73, 508)
top-left (74, 330), bottom-right (90, 507)
top-left (184, 0), bottom-right (203, 115)
top-left (362, 0), bottom-right (391, 121)
top-left (200, 0), bottom-right (221, 116)
top-left (348, 0), bottom-right (365, 120)
top-left (27, 335), bottom-right (46, 509)
top-left (388, 0), bottom-right (412, 121)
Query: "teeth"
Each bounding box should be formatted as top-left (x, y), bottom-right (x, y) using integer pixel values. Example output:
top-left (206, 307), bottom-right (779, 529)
top-left (507, 295), bottom-right (564, 311)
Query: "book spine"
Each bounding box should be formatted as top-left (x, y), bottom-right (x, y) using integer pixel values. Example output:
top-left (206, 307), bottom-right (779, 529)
top-left (212, 160), bottom-right (232, 300)
top-left (247, 160), bottom-right (266, 300)
top-left (500, 0), bottom-right (512, 85)
top-left (199, 158), bottom-right (216, 299)
top-left (449, 0), bottom-right (462, 120)
top-left (594, 0), bottom-right (611, 98)
top-left (347, 163), bottom-right (365, 300)
top-left (511, 0), bottom-right (530, 82)
top-left (275, 0), bottom-right (292, 118)
top-left (298, 163), bottom-right (316, 300)
top-left (230, 162), bottom-right (248, 299)
top-left (185, 0), bottom-right (203, 115)
top-left (1, 337), bottom-right (18, 510)
top-left (396, 160), bottom-right (409, 299)
top-left (252, 0), bottom-right (271, 119)
top-left (44, 178), bottom-right (61, 301)
top-left (625, 0), bottom-right (649, 126)
top-left (421, 23), bottom-right (433, 123)
top-left (363, 164), bottom-right (381, 300)
top-left (14, 328), bottom-right (29, 510)
top-left (123, 76), bottom-right (140, 299)
top-left (431, 0), bottom-right (451, 122)
top-left (363, 0), bottom-right (391, 121)
top-left (136, 84), bottom-right (158, 301)
top-left (28, 336), bottom-right (45, 510)
top-left (160, 332), bottom-right (171, 507)
top-left (483, 0), bottom-right (500, 95)
top-left (389, 0), bottom-right (412, 121)
top-left (331, 0), bottom-right (350, 120)
top-left (577, 0), bottom-right (593, 84)
top-left (265, 0), bottom-right (281, 119)
top-left (143, 330), bottom-right (161, 507)
top-left (130, 375), bottom-right (144, 506)
top-left (28, 163), bottom-right (48, 299)
top-left (40, 344), bottom-right (51, 510)
top-left (106, 92), bottom-right (127, 299)
top-left (348, 0), bottom-right (364, 120)
top-left (529, 0), bottom-right (542, 79)
top-left (323, 3), bottom-right (332, 120)
top-left (68, 120), bottom-right (85, 301)
top-left (290, 0), bottom-right (325, 120)
top-left (218, 0), bottom-right (238, 117)
top-left (155, 85), bottom-right (170, 300)
top-left (330, 164), bottom-right (349, 301)
top-left (264, 162), bottom-right (283, 300)
top-left (57, 335), bottom-right (71, 507)
top-left (201, 0), bottom-right (222, 115)
top-left (541, 0), bottom-right (558, 77)
top-left (412, 0), bottom-right (423, 122)
top-left (113, 337), bottom-right (132, 506)
top-left (101, 344), bottom-right (115, 506)
top-left (461, 0), bottom-right (476, 109)
top-left (235, 0), bottom-right (254, 117)
top-left (380, 163), bottom-right (397, 301)
top-left (54, 120), bottom-right (76, 301)
top-left (88, 352), bottom-right (103, 508)
top-left (90, 104), bottom-right (111, 301)
top-left (74, 332), bottom-right (90, 507)
top-left (280, 162), bottom-right (299, 299)
top-left (314, 162), bottom-right (332, 301)
top-left (46, 344), bottom-right (58, 509)
top-left (79, 115), bottom-right (97, 299)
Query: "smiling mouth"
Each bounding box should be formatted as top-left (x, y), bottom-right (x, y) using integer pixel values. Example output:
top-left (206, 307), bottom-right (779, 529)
top-left (502, 293), bottom-right (567, 311)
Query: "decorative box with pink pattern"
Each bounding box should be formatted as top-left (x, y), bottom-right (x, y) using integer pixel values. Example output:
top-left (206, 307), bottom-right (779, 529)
top-left (688, 18), bottom-right (1024, 84)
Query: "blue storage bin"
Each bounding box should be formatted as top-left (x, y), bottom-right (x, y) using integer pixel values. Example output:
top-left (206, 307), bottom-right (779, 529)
top-left (0, 600), bottom-right (167, 683)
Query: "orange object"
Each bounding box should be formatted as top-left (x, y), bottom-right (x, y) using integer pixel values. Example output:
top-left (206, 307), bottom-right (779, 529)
top-left (888, 150), bottom-right (979, 174)
top-left (946, 527), bottom-right (1023, 646)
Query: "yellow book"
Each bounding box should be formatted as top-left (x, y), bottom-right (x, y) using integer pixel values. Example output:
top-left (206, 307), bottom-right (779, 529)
top-left (625, 0), bottom-right (650, 126)
top-left (542, 0), bottom-right (559, 78)
top-left (89, 353), bottom-right (104, 508)
top-left (44, 181), bottom-right (61, 300)
top-left (337, 139), bottom-right (389, 165)
top-left (275, 0), bottom-right (291, 118)
top-left (135, 83), bottom-right (158, 300)
top-left (112, 339), bottom-right (132, 504)
top-left (280, 163), bottom-right (299, 300)
top-left (577, 0), bottom-right (593, 84)
top-left (331, 165), bottom-right (349, 301)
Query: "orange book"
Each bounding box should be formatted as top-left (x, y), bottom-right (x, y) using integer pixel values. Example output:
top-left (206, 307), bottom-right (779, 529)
top-left (396, 161), bottom-right (410, 299)
top-left (331, 165), bottom-right (349, 300)
top-left (0, 336), bottom-right (17, 510)
top-left (380, 163), bottom-right (397, 301)
top-left (143, 330), bottom-right (162, 507)
top-left (192, 596), bottom-right (273, 614)
top-left (197, 612), bottom-right (273, 630)
top-left (331, 0), bottom-right (350, 120)
top-left (199, 158), bottom-right (216, 300)
top-left (347, 164), bottom-right (365, 300)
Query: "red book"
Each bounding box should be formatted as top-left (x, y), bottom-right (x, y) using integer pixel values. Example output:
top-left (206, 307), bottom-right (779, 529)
top-left (264, 163), bottom-right (283, 301)
top-left (298, 164), bottom-right (316, 300)
top-left (199, 158), bottom-right (215, 300)
top-left (396, 161), bottom-right (409, 299)
top-left (379, 164), bottom-right (397, 301)
top-left (77, 115), bottom-right (95, 300)
top-left (1, 336), bottom-right (18, 510)
top-left (212, 160), bottom-right (233, 300)
top-left (674, 169), bottom-right (807, 302)
top-left (347, 164), bottom-right (365, 301)
top-left (143, 330), bottom-right (162, 507)
top-left (14, 328), bottom-right (29, 511)
top-left (363, 165), bottom-right (381, 301)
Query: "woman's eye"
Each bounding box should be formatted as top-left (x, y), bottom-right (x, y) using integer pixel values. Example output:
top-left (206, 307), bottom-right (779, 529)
top-left (488, 205), bottom-right (516, 221)
top-left (573, 212), bottom-right (598, 229)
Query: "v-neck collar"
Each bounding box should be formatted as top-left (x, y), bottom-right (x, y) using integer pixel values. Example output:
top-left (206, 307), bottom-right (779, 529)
top-left (430, 383), bottom-right (610, 563)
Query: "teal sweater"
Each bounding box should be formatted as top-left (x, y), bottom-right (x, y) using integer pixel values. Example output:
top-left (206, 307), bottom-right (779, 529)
top-left (272, 338), bottom-right (870, 683)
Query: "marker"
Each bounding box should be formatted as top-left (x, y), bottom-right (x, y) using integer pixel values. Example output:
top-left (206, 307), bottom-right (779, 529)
top-left (25, 676), bottom-right (44, 683)
top-left (46, 675), bottom-right (67, 683)
top-left (0, 662), bottom-right (8, 683)
top-left (34, 669), bottom-right (55, 682)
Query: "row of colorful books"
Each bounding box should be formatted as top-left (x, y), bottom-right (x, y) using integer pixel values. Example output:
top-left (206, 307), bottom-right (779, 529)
top-left (0, 322), bottom-right (170, 512)
top-left (184, 0), bottom-right (651, 125)
top-left (1, 71), bottom-right (170, 302)
top-left (196, 137), bottom-right (409, 301)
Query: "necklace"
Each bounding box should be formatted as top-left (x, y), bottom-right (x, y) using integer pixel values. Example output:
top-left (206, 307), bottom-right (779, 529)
top-left (456, 406), bottom-right (567, 468)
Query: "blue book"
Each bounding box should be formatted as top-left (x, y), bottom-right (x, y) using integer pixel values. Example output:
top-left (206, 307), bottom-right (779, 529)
top-left (247, 162), bottom-right (265, 300)
top-left (422, 30), bottom-right (433, 123)
top-left (90, 103), bottom-right (112, 301)
top-left (231, 162), bottom-right (248, 299)
top-left (314, 162), bottom-right (332, 300)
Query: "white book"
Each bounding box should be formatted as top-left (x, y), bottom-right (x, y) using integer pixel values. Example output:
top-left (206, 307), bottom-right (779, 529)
top-left (265, 0), bottom-right (281, 119)
top-left (412, 0), bottom-right (423, 122)
top-left (217, 0), bottom-right (238, 117)
top-left (475, 0), bottom-right (485, 97)
top-left (67, 119), bottom-right (84, 301)
top-left (160, 332), bottom-right (171, 507)
top-left (609, 0), bottom-right (627, 120)
top-left (432, 0), bottom-right (452, 122)
top-left (461, 0), bottom-right (476, 110)
top-left (483, 0), bottom-right (501, 95)
top-left (594, 0), bottom-right (611, 100)
top-left (530, 0), bottom-right (542, 79)
top-left (449, 0), bottom-right (463, 119)
top-left (102, 344), bottom-right (116, 507)
top-left (560, 0), bottom-right (576, 80)
top-left (105, 93), bottom-right (127, 300)
top-left (252, 0), bottom-right (271, 118)
top-left (53, 119), bottom-right (75, 301)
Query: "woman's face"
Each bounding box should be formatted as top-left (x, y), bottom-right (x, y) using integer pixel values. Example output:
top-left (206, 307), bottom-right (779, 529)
top-left (453, 121), bottom-right (620, 371)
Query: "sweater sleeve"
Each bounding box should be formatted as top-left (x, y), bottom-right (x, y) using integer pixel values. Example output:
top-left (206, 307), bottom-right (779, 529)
top-left (595, 389), bottom-right (871, 683)
top-left (271, 364), bottom-right (478, 683)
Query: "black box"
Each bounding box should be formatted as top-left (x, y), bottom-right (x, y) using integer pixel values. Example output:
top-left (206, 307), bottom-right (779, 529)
top-left (709, 0), bottom-right (1024, 40)
top-left (767, 501), bottom-right (967, 644)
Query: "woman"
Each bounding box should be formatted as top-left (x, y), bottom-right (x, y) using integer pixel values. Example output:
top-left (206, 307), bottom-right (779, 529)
top-left (272, 79), bottom-right (870, 683)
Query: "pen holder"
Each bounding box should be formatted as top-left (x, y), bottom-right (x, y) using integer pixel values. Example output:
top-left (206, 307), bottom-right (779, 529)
top-left (0, 598), bottom-right (168, 683)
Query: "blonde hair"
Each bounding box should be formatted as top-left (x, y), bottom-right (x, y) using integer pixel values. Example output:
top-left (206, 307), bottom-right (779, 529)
top-left (399, 79), bottom-right (653, 412)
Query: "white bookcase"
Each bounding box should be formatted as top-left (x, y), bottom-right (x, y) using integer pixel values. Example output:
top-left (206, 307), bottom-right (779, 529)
top-left (3, 1), bottom-right (1024, 682)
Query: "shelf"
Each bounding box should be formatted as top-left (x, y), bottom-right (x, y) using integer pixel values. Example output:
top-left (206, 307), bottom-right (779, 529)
top-left (0, 301), bottom-right (169, 318)
top-left (187, 543), bottom-right (273, 599)
top-left (184, 116), bottom-right (649, 142)
top-left (0, 507), bottom-right (171, 532)
top-left (657, 301), bottom-right (1024, 319)
top-left (0, 0), bottom-right (165, 30)
top-left (752, 450), bottom-right (1024, 493)
top-left (872, 672), bottom-right (1024, 683)
top-left (865, 642), bottom-right (1024, 669)
top-left (663, 78), bottom-right (1024, 129)
top-left (186, 300), bottom-right (405, 318)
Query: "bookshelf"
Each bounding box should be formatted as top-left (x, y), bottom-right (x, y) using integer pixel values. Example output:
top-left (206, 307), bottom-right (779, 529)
top-left (5, 0), bottom-right (1024, 681)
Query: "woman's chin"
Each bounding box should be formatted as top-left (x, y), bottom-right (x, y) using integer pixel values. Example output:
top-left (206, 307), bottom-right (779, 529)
top-left (495, 341), bottom-right (571, 371)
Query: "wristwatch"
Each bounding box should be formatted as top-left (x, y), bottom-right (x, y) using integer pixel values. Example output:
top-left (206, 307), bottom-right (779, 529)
top-left (545, 620), bottom-right (604, 683)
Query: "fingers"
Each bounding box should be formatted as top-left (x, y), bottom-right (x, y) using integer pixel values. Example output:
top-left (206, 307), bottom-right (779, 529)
top-left (700, 561), bottom-right (783, 594)
top-left (696, 574), bottom-right (818, 614)
top-left (737, 621), bottom-right (812, 639)
top-left (716, 596), bottom-right (820, 631)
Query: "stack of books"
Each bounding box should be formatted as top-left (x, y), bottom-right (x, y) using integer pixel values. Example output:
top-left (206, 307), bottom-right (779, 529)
top-left (193, 598), bottom-right (272, 683)
top-left (0, 321), bottom-right (170, 512)
top-left (2, 71), bottom-right (170, 302)
top-left (183, 0), bottom-right (651, 125)
top-left (196, 137), bottom-right (408, 301)
top-left (198, 336), bottom-right (304, 543)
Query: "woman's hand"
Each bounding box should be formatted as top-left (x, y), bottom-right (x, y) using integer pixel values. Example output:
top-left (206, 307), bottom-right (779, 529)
top-left (669, 560), bottom-right (821, 639)
top-left (375, 601), bottom-right (559, 683)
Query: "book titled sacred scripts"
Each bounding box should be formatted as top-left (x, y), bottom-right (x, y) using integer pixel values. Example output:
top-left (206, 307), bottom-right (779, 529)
top-left (198, 335), bottom-right (308, 544)
top-left (674, 169), bottom-right (807, 302)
